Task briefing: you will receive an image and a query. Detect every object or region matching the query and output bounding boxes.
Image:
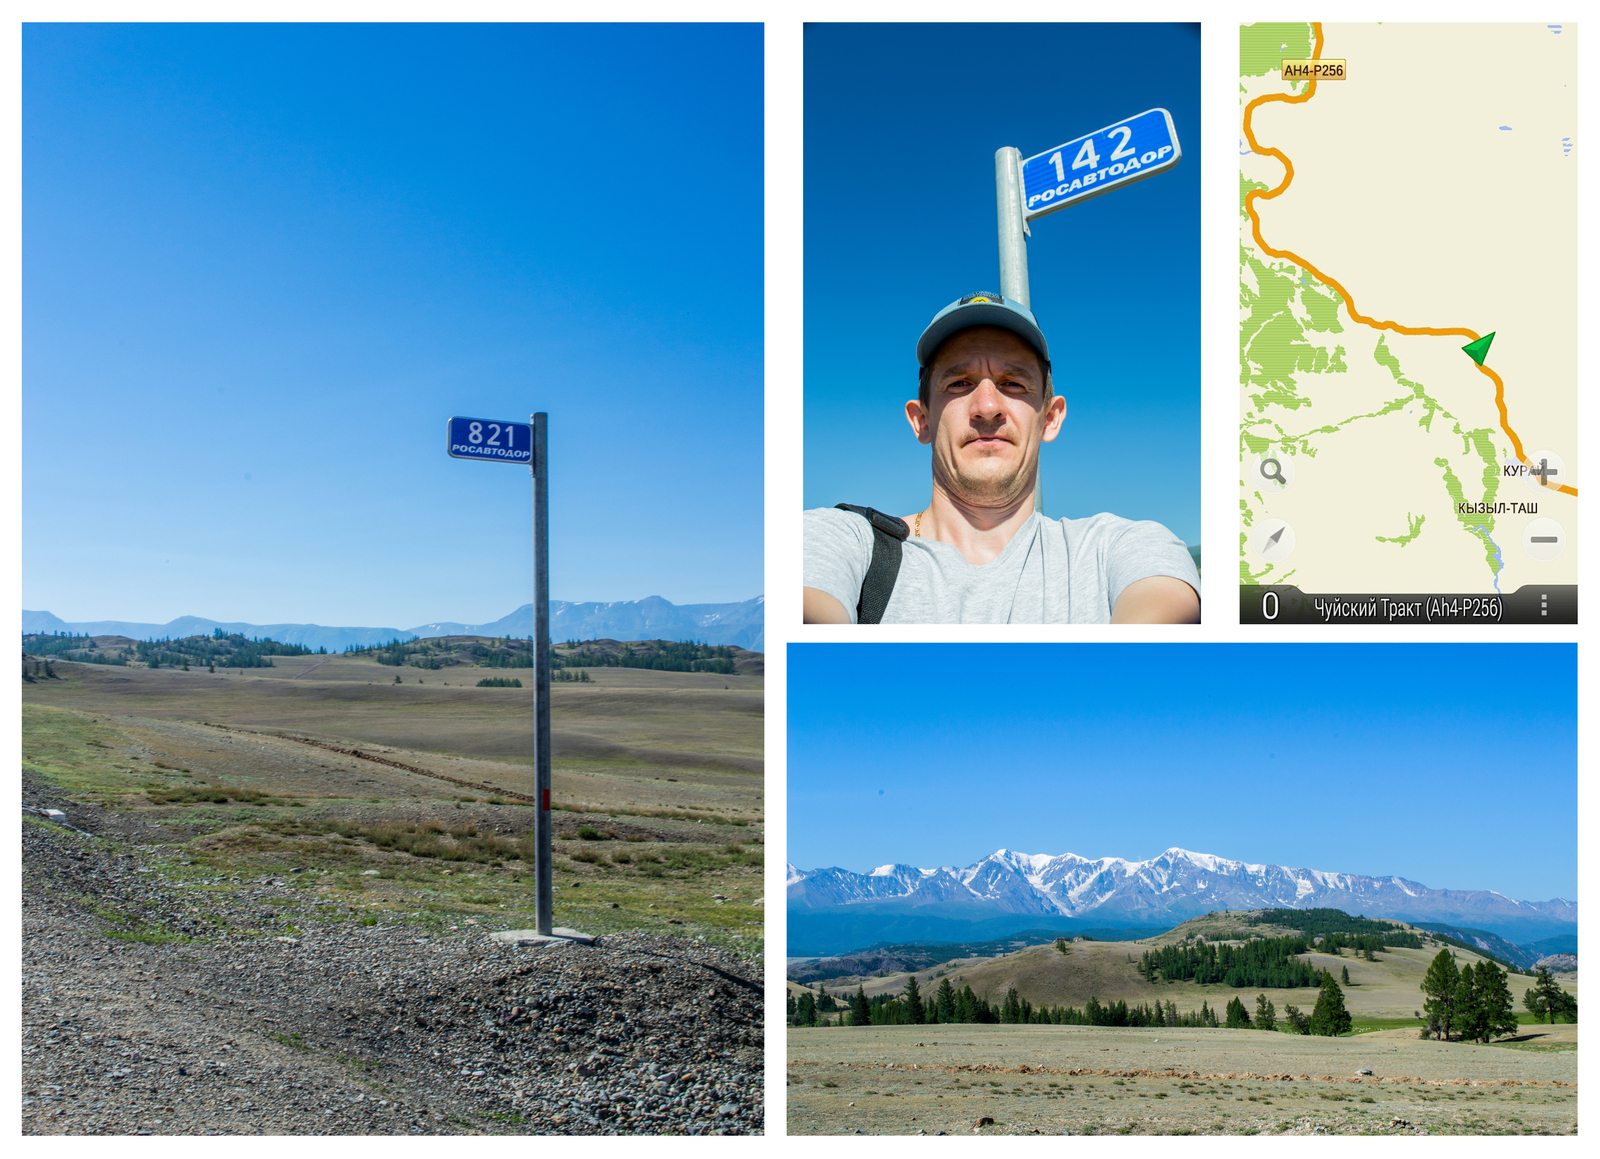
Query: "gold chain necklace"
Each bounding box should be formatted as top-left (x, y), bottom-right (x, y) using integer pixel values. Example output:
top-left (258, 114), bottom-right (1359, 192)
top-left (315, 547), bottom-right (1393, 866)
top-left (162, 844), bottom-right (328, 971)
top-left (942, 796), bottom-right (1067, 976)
top-left (915, 511), bottom-right (924, 538)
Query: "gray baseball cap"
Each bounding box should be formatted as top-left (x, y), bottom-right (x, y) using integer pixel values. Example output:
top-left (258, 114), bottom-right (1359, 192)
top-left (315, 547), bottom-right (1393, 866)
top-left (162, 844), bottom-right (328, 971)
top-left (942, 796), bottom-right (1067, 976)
top-left (916, 292), bottom-right (1050, 369)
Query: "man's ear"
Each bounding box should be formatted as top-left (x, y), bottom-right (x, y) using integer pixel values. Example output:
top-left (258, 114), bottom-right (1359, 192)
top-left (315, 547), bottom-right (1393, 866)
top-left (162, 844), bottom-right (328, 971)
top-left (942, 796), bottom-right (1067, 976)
top-left (1039, 393), bottom-right (1067, 444)
top-left (905, 399), bottom-right (933, 445)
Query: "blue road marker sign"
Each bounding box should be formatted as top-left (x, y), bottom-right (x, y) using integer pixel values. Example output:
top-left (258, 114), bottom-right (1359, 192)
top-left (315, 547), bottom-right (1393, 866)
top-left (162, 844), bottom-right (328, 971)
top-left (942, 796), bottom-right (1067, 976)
top-left (446, 416), bottom-right (534, 466)
top-left (1020, 108), bottom-right (1181, 221)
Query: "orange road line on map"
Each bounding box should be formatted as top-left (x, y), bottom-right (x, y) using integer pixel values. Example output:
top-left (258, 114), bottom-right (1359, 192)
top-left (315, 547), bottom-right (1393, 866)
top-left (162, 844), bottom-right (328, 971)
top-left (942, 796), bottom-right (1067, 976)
top-left (1242, 23), bottom-right (1576, 498)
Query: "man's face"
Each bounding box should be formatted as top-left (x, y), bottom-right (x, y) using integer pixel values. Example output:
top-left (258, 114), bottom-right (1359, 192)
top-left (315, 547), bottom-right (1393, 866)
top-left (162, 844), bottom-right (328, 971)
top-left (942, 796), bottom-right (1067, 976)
top-left (905, 326), bottom-right (1066, 507)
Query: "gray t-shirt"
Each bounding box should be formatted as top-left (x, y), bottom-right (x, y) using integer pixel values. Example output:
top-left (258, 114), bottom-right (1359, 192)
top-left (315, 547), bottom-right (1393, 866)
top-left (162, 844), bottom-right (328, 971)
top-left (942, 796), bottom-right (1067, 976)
top-left (804, 507), bottom-right (1199, 624)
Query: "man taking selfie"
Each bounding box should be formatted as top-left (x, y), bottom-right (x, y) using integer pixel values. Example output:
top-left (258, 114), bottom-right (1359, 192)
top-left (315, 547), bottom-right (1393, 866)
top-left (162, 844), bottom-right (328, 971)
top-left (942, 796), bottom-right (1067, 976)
top-left (804, 293), bottom-right (1200, 624)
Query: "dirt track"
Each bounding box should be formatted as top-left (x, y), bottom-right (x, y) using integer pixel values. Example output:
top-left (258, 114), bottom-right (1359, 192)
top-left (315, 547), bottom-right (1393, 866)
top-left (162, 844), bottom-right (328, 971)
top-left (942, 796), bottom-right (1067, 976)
top-left (787, 1024), bottom-right (1576, 1135)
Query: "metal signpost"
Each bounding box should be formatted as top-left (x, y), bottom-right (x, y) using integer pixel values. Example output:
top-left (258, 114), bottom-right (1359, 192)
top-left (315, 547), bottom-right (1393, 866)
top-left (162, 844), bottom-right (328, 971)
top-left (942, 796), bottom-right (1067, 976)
top-left (994, 108), bottom-right (1182, 509)
top-left (445, 413), bottom-right (554, 937)
top-left (994, 107), bottom-right (1182, 307)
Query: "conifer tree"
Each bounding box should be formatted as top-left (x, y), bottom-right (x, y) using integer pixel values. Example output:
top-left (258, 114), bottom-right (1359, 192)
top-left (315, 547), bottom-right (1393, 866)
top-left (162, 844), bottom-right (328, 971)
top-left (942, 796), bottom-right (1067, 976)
top-left (1225, 996), bottom-right (1252, 1028)
top-left (935, 977), bottom-right (956, 1023)
top-left (1453, 962), bottom-right (1486, 1043)
top-left (1002, 988), bottom-right (1023, 1025)
top-left (1523, 966), bottom-right (1575, 1024)
top-left (1308, 975), bottom-right (1352, 1036)
top-left (796, 990), bottom-right (818, 1027)
top-left (1469, 961), bottom-right (1519, 1043)
top-left (1420, 949), bottom-right (1461, 1040)
top-left (904, 975), bottom-right (925, 1025)
top-left (850, 985), bottom-right (872, 1027)
top-left (1255, 993), bottom-right (1277, 1032)
top-left (1341, 965), bottom-right (1350, 985)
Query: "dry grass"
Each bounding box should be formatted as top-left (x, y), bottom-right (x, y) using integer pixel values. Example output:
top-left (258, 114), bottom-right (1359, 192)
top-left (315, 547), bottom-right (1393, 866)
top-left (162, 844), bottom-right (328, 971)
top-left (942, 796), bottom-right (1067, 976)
top-left (835, 939), bottom-right (1576, 1024)
top-left (22, 660), bottom-right (765, 954)
top-left (24, 655), bottom-right (763, 821)
top-left (787, 1023), bottom-right (1579, 1136)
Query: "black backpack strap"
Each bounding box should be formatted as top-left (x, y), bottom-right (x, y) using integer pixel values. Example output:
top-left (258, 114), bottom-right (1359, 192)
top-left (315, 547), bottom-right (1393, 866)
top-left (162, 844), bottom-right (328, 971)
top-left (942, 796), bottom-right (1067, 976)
top-left (834, 504), bottom-right (909, 624)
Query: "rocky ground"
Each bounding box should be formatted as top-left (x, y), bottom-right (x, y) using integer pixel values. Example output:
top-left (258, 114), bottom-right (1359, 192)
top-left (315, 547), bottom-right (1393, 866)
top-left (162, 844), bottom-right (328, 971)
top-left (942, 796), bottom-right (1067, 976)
top-left (21, 785), bottom-right (763, 1136)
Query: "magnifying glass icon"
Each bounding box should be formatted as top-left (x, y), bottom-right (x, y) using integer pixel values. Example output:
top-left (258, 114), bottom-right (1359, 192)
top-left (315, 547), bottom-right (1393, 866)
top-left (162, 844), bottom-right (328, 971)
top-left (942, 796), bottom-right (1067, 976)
top-left (1260, 457), bottom-right (1287, 486)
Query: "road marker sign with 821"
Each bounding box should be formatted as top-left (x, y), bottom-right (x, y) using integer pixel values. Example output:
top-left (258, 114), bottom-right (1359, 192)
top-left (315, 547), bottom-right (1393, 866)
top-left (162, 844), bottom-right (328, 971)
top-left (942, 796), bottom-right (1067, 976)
top-left (446, 416), bottom-right (533, 466)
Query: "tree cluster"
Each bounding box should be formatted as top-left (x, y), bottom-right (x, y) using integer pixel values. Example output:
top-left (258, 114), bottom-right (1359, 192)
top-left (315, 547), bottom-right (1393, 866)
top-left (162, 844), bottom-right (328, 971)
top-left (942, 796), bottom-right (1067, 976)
top-left (135, 631), bottom-right (317, 670)
top-left (1138, 935), bottom-right (1325, 988)
top-left (1419, 949), bottom-right (1521, 1042)
top-left (1522, 966), bottom-right (1578, 1026)
top-left (1249, 908), bottom-right (1423, 950)
top-left (20, 632), bottom-right (96, 658)
top-left (22, 652), bottom-right (61, 682)
top-left (558, 640), bottom-right (739, 674)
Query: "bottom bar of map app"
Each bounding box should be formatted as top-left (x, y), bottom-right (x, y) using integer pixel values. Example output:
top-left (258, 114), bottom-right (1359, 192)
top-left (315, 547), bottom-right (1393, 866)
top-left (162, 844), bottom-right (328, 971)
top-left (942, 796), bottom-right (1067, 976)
top-left (1241, 585), bottom-right (1576, 624)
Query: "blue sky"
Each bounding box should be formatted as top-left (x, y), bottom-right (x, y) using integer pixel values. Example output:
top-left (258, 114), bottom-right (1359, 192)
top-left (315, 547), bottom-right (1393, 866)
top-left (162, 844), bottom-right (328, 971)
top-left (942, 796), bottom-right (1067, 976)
top-left (788, 643), bottom-right (1577, 901)
top-left (23, 23), bottom-right (762, 628)
top-left (803, 23), bottom-right (1199, 543)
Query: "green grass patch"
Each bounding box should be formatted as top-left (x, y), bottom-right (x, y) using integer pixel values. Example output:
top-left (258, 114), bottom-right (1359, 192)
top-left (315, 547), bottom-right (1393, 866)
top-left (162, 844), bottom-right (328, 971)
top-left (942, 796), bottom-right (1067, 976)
top-left (335, 1052), bottom-right (382, 1073)
top-left (21, 704), bottom-right (148, 794)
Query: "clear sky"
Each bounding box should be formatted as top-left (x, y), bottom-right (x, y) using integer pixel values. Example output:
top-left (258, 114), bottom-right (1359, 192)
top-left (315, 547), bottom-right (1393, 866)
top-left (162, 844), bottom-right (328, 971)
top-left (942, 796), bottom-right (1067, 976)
top-left (788, 643), bottom-right (1577, 902)
top-left (803, 23), bottom-right (1199, 543)
top-left (23, 23), bottom-right (763, 628)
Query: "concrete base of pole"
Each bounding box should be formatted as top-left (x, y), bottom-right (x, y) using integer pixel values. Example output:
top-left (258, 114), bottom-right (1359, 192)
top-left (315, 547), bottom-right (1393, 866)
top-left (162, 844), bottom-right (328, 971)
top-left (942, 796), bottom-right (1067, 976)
top-left (489, 927), bottom-right (599, 947)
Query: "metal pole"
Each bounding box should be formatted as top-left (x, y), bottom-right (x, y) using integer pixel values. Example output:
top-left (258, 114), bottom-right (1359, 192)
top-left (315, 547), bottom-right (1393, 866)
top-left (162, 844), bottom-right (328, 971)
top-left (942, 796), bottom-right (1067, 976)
top-left (995, 147), bottom-right (1044, 513)
top-left (532, 411), bottom-right (553, 936)
top-left (994, 146), bottom-right (1030, 309)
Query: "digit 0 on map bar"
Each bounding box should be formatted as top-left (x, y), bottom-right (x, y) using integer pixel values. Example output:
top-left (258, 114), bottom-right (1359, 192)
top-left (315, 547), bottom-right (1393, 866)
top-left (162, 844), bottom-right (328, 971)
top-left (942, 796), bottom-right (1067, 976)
top-left (1242, 585), bottom-right (1576, 625)
top-left (1281, 58), bottom-right (1346, 81)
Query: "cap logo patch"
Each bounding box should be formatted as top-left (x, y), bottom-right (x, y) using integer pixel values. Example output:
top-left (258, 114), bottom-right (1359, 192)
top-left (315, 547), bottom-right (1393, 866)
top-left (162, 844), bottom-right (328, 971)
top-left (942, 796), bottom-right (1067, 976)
top-left (959, 292), bottom-right (1002, 306)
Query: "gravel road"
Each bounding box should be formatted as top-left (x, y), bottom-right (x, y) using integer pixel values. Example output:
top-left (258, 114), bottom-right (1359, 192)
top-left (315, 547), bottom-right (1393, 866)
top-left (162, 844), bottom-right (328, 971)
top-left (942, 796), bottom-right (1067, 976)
top-left (21, 795), bottom-right (763, 1135)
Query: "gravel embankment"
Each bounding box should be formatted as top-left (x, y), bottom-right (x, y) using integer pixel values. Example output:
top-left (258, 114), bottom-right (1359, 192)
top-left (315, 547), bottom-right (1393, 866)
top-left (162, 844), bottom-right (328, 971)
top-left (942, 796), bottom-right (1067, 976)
top-left (21, 806), bottom-right (763, 1135)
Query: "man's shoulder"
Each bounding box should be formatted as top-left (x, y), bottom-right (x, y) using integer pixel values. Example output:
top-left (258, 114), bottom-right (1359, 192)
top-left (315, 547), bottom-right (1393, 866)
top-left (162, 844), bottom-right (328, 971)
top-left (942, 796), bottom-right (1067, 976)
top-left (1050, 510), bottom-right (1164, 541)
top-left (805, 506), bottom-right (875, 546)
top-left (1048, 512), bottom-right (1192, 563)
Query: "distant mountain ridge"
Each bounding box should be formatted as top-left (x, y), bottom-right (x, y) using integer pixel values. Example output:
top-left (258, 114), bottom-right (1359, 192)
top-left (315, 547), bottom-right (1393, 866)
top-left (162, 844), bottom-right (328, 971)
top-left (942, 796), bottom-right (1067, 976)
top-left (788, 847), bottom-right (1576, 956)
top-left (22, 595), bottom-right (763, 653)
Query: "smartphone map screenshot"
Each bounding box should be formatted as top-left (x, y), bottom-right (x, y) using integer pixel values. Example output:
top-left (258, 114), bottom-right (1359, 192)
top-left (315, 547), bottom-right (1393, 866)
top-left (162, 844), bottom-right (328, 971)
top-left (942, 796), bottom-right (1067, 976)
top-left (1239, 22), bottom-right (1576, 623)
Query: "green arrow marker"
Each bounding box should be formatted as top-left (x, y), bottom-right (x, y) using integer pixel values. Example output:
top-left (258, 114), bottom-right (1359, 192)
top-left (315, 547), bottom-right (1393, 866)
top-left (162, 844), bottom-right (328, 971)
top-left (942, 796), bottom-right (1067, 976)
top-left (1462, 332), bottom-right (1496, 366)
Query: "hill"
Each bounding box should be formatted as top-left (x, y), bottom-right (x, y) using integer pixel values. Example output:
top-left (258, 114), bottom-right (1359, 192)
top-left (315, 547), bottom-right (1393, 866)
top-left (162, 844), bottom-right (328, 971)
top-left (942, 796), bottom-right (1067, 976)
top-left (800, 910), bottom-right (1576, 1025)
top-left (787, 926), bottom-right (1165, 984)
top-left (26, 632), bottom-right (764, 679)
top-left (22, 593), bottom-right (765, 652)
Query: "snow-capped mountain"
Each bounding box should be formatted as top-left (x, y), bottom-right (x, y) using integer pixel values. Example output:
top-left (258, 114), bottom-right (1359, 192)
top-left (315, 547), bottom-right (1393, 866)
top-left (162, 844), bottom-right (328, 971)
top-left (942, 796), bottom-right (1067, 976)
top-left (787, 847), bottom-right (1577, 932)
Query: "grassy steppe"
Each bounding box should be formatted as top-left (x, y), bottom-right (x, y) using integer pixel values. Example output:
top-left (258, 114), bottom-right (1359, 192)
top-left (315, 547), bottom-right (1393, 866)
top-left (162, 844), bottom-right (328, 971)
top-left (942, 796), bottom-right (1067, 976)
top-left (788, 1023), bottom-right (1577, 1135)
top-left (22, 653), bottom-right (763, 953)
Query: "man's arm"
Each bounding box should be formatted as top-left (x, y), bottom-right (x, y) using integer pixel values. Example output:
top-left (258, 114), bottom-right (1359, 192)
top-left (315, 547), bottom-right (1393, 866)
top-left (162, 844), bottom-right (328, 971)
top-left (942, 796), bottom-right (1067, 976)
top-left (1110, 576), bottom-right (1200, 624)
top-left (803, 586), bottom-right (852, 624)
